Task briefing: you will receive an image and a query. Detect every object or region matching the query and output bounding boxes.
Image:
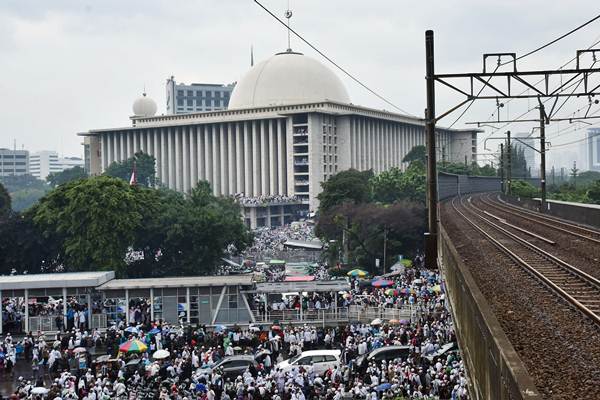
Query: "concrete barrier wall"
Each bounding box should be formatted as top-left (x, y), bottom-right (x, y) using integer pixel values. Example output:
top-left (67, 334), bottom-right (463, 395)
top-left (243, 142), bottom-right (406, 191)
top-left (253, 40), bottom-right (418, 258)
top-left (501, 195), bottom-right (600, 229)
top-left (438, 173), bottom-right (502, 200)
top-left (440, 227), bottom-right (540, 400)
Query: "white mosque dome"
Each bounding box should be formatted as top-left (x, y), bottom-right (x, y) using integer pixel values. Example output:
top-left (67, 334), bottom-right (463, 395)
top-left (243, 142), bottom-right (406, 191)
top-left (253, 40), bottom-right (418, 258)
top-left (132, 93), bottom-right (157, 117)
top-left (228, 51), bottom-right (350, 109)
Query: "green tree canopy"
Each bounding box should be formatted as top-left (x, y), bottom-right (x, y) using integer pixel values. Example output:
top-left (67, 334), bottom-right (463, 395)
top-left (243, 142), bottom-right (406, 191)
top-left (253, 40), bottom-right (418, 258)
top-left (402, 145), bottom-right (426, 164)
top-left (317, 169), bottom-right (373, 211)
top-left (0, 182), bottom-right (10, 217)
top-left (47, 166), bottom-right (87, 187)
top-left (586, 180), bottom-right (600, 204)
top-left (105, 151), bottom-right (157, 187)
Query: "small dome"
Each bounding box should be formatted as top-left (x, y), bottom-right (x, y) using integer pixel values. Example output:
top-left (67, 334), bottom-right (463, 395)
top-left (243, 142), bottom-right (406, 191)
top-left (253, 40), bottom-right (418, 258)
top-left (132, 93), bottom-right (157, 117)
top-left (229, 51), bottom-right (350, 109)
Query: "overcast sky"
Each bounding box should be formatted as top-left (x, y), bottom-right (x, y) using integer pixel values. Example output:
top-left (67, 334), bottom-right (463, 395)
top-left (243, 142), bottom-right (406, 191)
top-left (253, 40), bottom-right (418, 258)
top-left (1, 1), bottom-right (598, 170)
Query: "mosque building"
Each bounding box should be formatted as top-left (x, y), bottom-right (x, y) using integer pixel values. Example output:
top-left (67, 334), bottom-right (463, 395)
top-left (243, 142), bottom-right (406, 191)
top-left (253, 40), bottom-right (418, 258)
top-left (80, 49), bottom-right (478, 228)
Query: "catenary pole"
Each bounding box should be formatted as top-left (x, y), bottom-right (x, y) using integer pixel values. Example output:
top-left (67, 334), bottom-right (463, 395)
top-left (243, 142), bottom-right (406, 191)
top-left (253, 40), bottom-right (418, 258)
top-left (425, 30), bottom-right (438, 268)
top-left (539, 103), bottom-right (547, 213)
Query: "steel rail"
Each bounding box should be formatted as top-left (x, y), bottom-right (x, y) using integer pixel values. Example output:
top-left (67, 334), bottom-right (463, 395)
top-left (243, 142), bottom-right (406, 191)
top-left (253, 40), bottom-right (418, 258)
top-left (451, 196), bottom-right (600, 325)
top-left (484, 193), bottom-right (600, 244)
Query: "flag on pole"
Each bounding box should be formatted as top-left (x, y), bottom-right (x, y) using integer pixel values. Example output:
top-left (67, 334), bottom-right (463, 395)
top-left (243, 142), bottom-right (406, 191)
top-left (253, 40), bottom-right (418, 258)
top-left (129, 161), bottom-right (137, 186)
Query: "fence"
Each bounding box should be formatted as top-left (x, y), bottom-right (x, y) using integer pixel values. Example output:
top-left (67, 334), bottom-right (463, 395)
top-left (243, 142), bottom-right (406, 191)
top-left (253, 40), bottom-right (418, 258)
top-left (28, 313), bottom-right (108, 333)
top-left (348, 305), bottom-right (415, 324)
top-left (252, 308), bottom-right (349, 325)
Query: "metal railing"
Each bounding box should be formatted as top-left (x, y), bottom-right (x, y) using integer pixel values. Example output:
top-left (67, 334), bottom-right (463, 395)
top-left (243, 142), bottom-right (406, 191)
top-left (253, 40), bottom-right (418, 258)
top-left (252, 308), bottom-right (349, 324)
top-left (347, 305), bottom-right (415, 323)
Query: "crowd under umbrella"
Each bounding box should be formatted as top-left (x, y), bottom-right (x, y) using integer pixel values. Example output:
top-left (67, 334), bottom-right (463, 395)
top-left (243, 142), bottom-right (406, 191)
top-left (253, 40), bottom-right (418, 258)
top-left (119, 339), bottom-right (148, 354)
top-left (152, 349), bottom-right (170, 360)
top-left (347, 268), bottom-right (368, 278)
top-left (371, 279), bottom-right (394, 288)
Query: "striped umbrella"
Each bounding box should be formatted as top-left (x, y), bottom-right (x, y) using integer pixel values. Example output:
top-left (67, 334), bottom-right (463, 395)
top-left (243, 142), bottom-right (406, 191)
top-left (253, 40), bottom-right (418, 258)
top-left (119, 339), bottom-right (147, 354)
top-left (347, 269), bottom-right (368, 278)
top-left (371, 279), bottom-right (394, 288)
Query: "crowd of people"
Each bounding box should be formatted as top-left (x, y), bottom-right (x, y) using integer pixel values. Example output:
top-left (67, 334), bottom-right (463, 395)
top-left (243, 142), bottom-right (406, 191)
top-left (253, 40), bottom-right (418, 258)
top-left (232, 195), bottom-right (301, 207)
top-left (242, 223), bottom-right (317, 260)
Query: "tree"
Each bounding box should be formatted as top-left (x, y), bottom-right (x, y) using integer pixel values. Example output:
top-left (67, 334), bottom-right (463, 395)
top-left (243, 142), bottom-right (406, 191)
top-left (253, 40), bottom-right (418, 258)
top-left (586, 180), bottom-right (600, 204)
top-left (47, 166), bottom-right (87, 187)
top-left (0, 182), bottom-right (10, 217)
top-left (402, 145), bottom-right (426, 164)
top-left (105, 151), bottom-right (157, 187)
top-left (31, 176), bottom-right (147, 275)
top-left (0, 174), bottom-right (49, 211)
top-left (511, 180), bottom-right (539, 198)
top-left (10, 188), bottom-right (48, 212)
top-left (317, 169), bottom-right (373, 211)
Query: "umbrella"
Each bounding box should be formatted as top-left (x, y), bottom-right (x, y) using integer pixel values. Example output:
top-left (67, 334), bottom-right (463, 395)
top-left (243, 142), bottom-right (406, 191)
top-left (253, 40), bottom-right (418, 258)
top-left (388, 319), bottom-right (401, 325)
top-left (432, 284), bottom-right (442, 293)
top-left (256, 349), bottom-right (271, 357)
top-left (347, 269), bottom-right (368, 277)
top-left (31, 387), bottom-right (49, 395)
top-left (125, 326), bottom-right (139, 334)
top-left (119, 339), bottom-right (148, 354)
top-left (53, 340), bottom-right (61, 348)
top-left (271, 324), bottom-right (282, 331)
top-left (399, 319), bottom-right (410, 325)
top-left (0, 352), bottom-right (5, 358)
top-left (214, 325), bottom-right (227, 333)
top-left (385, 289), bottom-right (399, 296)
top-left (375, 383), bottom-right (392, 391)
top-left (73, 347), bottom-right (87, 354)
top-left (370, 318), bottom-right (383, 326)
top-left (248, 326), bottom-right (261, 332)
top-left (149, 328), bottom-right (161, 335)
top-left (371, 279), bottom-right (394, 288)
top-left (95, 355), bottom-right (111, 363)
top-left (152, 349), bottom-right (170, 360)
top-left (233, 346), bottom-right (243, 351)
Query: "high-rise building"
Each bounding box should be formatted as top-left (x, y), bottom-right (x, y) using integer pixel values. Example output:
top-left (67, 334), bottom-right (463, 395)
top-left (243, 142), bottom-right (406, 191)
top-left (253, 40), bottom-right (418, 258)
top-left (0, 148), bottom-right (29, 177)
top-left (166, 76), bottom-right (235, 114)
top-left (588, 128), bottom-right (600, 172)
top-left (29, 151), bottom-right (84, 180)
top-left (515, 136), bottom-right (537, 177)
top-left (81, 50), bottom-right (480, 227)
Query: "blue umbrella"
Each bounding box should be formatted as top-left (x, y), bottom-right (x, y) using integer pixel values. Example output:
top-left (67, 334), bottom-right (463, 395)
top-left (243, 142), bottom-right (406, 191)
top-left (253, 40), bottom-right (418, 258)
top-left (125, 326), bottom-right (139, 334)
top-left (214, 324), bottom-right (227, 333)
top-left (0, 352), bottom-right (5, 358)
top-left (376, 383), bottom-right (392, 391)
top-left (195, 383), bottom-right (207, 392)
top-left (149, 328), bottom-right (161, 335)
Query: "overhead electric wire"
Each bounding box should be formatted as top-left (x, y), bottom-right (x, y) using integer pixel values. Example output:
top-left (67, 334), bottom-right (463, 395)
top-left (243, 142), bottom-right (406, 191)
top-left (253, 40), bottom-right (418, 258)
top-left (448, 65), bottom-right (500, 128)
top-left (500, 13), bottom-right (600, 66)
top-left (253, 0), bottom-right (416, 117)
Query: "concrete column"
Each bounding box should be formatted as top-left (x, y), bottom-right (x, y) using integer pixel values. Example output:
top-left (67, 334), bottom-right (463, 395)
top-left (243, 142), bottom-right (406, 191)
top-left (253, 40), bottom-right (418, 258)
top-left (139, 131), bottom-right (145, 153)
top-left (186, 287), bottom-right (191, 324)
top-left (150, 288), bottom-right (154, 322)
top-left (160, 129), bottom-right (168, 187)
top-left (227, 123), bottom-right (236, 195)
top-left (119, 133), bottom-right (125, 162)
top-left (277, 119), bottom-right (286, 195)
top-left (197, 126), bottom-right (205, 181)
top-left (101, 134), bottom-right (107, 171)
top-left (133, 131), bottom-right (139, 154)
top-left (190, 126), bottom-right (197, 190)
top-left (24, 289), bottom-right (29, 333)
top-left (126, 131), bottom-right (132, 158)
top-left (204, 125), bottom-right (213, 190)
top-left (153, 129), bottom-right (160, 184)
top-left (175, 127), bottom-right (182, 191)
top-left (112, 133), bottom-right (119, 165)
top-left (261, 120), bottom-right (269, 195)
top-left (168, 127), bottom-right (176, 190)
top-left (213, 124), bottom-right (221, 195)
top-left (62, 287), bottom-right (67, 331)
top-left (219, 123), bottom-right (227, 195)
top-left (252, 121), bottom-right (260, 196)
top-left (244, 122), bottom-right (253, 195)
top-left (235, 122), bottom-right (244, 193)
top-left (125, 289), bottom-right (130, 325)
top-left (269, 120), bottom-right (277, 195)
top-left (182, 126), bottom-right (190, 193)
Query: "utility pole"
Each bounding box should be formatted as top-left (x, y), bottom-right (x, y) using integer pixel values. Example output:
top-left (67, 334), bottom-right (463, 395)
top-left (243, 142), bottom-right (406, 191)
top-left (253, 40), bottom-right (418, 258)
top-left (539, 103), bottom-right (547, 213)
top-left (500, 143), bottom-right (505, 193)
top-left (383, 227), bottom-right (388, 275)
top-left (424, 30), bottom-right (438, 269)
top-left (506, 131), bottom-right (512, 195)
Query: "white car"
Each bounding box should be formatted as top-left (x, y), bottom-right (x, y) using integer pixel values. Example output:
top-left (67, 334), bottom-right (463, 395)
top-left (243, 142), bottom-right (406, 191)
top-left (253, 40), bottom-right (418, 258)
top-left (277, 350), bottom-right (341, 376)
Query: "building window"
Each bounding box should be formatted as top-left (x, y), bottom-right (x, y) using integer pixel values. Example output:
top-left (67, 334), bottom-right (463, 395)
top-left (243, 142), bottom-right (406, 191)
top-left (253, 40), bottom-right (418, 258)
top-left (177, 90), bottom-right (184, 96)
top-left (177, 99), bottom-right (183, 106)
top-left (187, 90), bottom-right (193, 97)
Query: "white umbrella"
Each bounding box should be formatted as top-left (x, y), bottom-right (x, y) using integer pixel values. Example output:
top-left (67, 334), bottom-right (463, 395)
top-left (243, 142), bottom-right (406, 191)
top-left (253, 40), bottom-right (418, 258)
top-left (370, 318), bottom-right (383, 326)
top-left (152, 349), bottom-right (170, 360)
top-left (73, 347), bottom-right (87, 354)
top-left (31, 387), bottom-right (49, 394)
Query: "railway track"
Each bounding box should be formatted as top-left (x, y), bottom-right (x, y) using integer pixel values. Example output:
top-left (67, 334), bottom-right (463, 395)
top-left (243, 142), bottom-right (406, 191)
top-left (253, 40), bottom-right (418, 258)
top-left (451, 195), bottom-right (600, 325)
top-left (480, 193), bottom-right (600, 244)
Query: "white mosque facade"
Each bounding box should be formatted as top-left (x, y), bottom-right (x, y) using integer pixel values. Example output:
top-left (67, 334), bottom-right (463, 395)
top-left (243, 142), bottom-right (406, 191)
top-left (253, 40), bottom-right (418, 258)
top-left (81, 51), bottom-right (478, 227)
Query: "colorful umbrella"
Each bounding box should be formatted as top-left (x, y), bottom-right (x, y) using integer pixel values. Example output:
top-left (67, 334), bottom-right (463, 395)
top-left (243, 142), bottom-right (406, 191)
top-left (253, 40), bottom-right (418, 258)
top-left (347, 269), bottom-right (368, 277)
top-left (119, 339), bottom-right (147, 353)
top-left (388, 319), bottom-right (401, 325)
top-left (371, 279), bottom-right (394, 288)
top-left (385, 289), bottom-right (399, 296)
top-left (214, 325), bottom-right (227, 333)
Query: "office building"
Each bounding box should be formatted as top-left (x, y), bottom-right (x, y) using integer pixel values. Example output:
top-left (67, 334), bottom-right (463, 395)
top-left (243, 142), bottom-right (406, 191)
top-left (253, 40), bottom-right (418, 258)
top-left (29, 151), bottom-right (84, 180)
top-left (588, 128), bottom-right (600, 172)
top-left (0, 148), bottom-right (29, 177)
top-left (166, 76), bottom-right (235, 114)
top-left (81, 50), bottom-right (479, 227)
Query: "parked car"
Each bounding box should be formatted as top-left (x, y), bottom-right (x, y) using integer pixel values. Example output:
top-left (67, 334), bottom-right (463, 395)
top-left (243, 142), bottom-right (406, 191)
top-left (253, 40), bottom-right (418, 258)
top-left (424, 342), bottom-right (458, 362)
top-left (197, 355), bottom-right (258, 379)
top-left (354, 345), bottom-right (411, 372)
top-left (277, 350), bottom-right (341, 375)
